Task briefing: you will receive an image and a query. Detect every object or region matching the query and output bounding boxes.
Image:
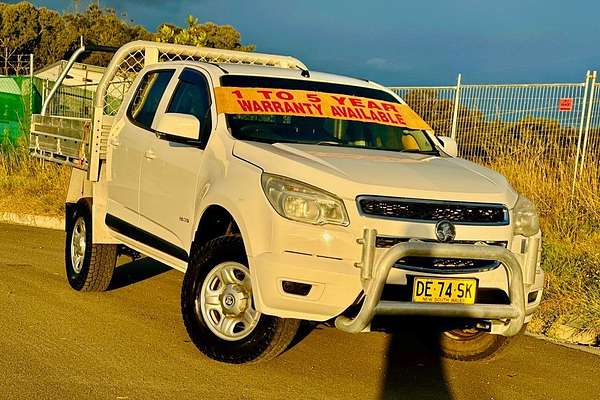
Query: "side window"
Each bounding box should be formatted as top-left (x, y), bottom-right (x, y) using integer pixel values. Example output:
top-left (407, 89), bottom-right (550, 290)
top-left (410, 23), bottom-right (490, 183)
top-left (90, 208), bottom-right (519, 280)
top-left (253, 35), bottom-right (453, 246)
top-left (167, 69), bottom-right (212, 144)
top-left (128, 70), bottom-right (174, 129)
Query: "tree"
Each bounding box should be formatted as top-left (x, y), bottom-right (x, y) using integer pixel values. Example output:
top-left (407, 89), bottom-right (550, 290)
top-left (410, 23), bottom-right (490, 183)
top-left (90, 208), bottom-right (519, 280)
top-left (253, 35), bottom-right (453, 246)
top-left (156, 16), bottom-right (206, 47)
top-left (405, 89), bottom-right (454, 135)
top-left (0, 2), bottom-right (40, 53)
top-left (197, 21), bottom-right (255, 52)
top-left (0, 2), bottom-right (254, 70)
top-left (155, 15), bottom-right (255, 52)
top-left (0, 2), bottom-right (149, 69)
top-left (62, 4), bottom-right (151, 67)
top-left (33, 7), bottom-right (70, 70)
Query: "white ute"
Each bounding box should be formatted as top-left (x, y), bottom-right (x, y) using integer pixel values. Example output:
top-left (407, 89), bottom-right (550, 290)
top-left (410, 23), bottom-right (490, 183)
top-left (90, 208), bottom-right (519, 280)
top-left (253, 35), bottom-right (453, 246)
top-left (31, 41), bottom-right (544, 363)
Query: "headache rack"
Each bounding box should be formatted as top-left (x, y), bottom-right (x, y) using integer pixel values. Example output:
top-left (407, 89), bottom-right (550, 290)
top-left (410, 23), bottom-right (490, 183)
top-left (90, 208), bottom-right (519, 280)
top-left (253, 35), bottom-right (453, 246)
top-left (29, 40), bottom-right (307, 181)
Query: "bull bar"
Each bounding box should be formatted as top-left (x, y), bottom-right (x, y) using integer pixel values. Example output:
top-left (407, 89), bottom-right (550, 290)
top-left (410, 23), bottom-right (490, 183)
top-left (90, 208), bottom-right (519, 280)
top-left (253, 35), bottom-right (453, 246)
top-left (335, 229), bottom-right (525, 337)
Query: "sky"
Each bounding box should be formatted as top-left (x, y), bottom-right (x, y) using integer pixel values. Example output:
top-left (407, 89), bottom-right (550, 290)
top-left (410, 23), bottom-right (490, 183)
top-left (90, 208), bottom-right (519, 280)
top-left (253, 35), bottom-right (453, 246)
top-left (16, 0), bottom-right (600, 86)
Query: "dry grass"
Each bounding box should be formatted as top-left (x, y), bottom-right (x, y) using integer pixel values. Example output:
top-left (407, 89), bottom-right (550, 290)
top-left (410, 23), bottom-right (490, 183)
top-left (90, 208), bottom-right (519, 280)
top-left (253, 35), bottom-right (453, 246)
top-left (0, 142), bottom-right (70, 217)
top-left (488, 153), bottom-right (600, 334)
top-left (1, 141), bottom-right (599, 333)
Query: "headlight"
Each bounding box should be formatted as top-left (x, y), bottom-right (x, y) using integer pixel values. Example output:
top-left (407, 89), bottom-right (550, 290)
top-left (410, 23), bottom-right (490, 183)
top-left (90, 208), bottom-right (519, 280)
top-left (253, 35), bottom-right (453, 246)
top-left (261, 173), bottom-right (349, 226)
top-left (513, 195), bottom-right (540, 237)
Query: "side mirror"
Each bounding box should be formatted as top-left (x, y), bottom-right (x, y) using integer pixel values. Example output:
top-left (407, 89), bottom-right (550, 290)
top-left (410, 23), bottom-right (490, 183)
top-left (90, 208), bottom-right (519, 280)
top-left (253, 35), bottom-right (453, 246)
top-left (153, 113), bottom-right (200, 140)
top-left (437, 136), bottom-right (458, 157)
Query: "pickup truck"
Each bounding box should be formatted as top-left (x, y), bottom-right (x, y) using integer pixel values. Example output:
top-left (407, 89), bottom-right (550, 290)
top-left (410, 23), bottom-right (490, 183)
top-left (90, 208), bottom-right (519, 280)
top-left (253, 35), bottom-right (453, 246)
top-left (30, 41), bottom-right (544, 364)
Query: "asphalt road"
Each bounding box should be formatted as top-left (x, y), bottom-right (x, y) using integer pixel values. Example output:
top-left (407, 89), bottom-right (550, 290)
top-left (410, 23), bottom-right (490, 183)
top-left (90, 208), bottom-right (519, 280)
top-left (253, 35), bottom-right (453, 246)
top-left (1, 223), bottom-right (599, 400)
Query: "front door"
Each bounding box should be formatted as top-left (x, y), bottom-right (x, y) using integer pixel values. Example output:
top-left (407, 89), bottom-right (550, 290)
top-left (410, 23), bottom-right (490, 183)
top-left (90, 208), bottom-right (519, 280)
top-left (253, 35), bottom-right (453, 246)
top-left (106, 69), bottom-right (175, 226)
top-left (138, 67), bottom-right (215, 260)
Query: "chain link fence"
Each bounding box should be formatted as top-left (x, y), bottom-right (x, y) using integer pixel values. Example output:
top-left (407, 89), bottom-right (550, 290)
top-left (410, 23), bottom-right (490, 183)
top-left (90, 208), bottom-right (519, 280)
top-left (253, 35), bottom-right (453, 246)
top-left (0, 51), bottom-right (33, 76)
top-left (391, 71), bottom-right (599, 184)
top-left (4, 45), bottom-right (597, 184)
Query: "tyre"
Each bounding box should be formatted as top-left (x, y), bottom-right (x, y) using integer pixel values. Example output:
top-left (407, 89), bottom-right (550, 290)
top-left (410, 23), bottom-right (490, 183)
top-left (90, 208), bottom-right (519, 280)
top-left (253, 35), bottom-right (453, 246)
top-left (65, 204), bottom-right (117, 292)
top-left (433, 327), bottom-right (517, 361)
top-left (181, 235), bottom-right (299, 364)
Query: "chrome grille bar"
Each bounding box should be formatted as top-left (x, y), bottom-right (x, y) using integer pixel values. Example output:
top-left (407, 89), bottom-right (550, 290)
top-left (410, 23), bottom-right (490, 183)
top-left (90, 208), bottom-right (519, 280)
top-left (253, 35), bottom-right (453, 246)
top-left (357, 196), bottom-right (509, 225)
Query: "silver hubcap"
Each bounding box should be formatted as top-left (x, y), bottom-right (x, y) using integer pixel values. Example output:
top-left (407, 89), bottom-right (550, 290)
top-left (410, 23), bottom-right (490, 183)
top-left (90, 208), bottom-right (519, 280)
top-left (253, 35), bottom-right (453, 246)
top-left (71, 217), bottom-right (86, 274)
top-left (444, 328), bottom-right (484, 341)
top-left (197, 262), bottom-right (260, 341)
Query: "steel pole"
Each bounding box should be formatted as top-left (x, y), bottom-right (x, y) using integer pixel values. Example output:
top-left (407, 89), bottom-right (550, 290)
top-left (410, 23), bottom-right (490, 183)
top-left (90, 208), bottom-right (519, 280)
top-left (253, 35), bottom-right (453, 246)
top-left (41, 37), bottom-right (85, 116)
top-left (579, 70), bottom-right (597, 176)
top-left (572, 71), bottom-right (591, 195)
top-left (450, 73), bottom-right (462, 140)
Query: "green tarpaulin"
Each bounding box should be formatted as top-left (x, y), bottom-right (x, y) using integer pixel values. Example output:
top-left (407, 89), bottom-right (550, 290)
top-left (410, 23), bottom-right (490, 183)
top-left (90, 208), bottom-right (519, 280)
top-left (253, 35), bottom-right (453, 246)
top-left (0, 76), bottom-right (42, 145)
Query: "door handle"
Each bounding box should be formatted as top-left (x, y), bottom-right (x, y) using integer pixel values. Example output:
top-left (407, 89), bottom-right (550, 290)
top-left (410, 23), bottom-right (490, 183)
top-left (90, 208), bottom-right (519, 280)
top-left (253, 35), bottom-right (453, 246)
top-left (110, 137), bottom-right (120, 147)
top-left (144, 149), bottom-right (156, 160)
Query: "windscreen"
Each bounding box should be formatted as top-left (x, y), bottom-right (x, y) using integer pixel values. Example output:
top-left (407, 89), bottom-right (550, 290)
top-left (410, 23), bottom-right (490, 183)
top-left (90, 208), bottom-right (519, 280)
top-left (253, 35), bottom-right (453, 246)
top-left (217, 76), bottom-right (437, 154)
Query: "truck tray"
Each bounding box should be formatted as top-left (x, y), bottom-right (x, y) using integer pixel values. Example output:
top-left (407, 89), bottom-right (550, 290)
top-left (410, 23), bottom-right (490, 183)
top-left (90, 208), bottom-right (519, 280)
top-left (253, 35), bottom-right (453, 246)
top-left (29, 114), bottom-right (91, 169)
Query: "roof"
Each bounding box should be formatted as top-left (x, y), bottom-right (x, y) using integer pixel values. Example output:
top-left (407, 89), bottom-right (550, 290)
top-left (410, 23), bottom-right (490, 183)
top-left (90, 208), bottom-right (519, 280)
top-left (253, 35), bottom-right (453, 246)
top-left (0, 78), bottom-right (21, 95)
top-left (35, 60), bottom-right (106, 75)
top-left (35, 60), bottom-right (106, 86)
top-left (207, 62), bottom-right (401, 100)
top-left (159, 61), bottom-right (394, 99)
top-left (216, 63), bottom-right (369, 85)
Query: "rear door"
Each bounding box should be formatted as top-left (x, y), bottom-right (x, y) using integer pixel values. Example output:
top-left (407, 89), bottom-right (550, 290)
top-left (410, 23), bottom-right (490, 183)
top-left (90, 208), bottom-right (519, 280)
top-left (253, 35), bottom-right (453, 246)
top-left (106, 69), bottom-right (175, 227)
top-left (138, 67), bottom-right (215, 259)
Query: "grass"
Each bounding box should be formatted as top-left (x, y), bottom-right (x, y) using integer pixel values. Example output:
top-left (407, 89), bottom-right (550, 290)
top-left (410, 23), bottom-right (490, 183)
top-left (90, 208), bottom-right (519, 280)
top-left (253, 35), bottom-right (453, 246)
top-left (488, 152), bottom-right (600, 336)
top-left (0, 140), bottom-right (599, 336)
top-left (0, 140), bottom-right (70, 217)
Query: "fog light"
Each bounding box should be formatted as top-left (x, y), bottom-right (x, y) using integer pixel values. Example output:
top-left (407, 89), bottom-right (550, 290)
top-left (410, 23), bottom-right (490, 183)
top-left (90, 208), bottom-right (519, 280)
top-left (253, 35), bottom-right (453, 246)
top-left (528, 291), bottom-right (539, 303)
top-left (282, 280), bottom-right (312, 296)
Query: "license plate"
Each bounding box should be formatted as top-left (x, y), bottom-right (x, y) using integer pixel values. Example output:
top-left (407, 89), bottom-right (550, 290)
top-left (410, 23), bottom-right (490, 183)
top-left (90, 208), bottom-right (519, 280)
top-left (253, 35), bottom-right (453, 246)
top-left (412, 277), bottom-right (477, 304)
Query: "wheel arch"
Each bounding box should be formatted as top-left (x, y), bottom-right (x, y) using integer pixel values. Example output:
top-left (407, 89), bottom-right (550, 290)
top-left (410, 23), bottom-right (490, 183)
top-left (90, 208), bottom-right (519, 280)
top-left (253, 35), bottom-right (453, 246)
top-left (65, 197), bottom-right (93, 232)
top-left (191, 203), bottom-right (251, 257)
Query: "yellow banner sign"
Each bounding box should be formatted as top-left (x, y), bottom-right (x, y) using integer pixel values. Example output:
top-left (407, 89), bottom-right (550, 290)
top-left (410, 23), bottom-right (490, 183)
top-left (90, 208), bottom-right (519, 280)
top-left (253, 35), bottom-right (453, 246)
top-left (214, 87), bottom-right (432, 130)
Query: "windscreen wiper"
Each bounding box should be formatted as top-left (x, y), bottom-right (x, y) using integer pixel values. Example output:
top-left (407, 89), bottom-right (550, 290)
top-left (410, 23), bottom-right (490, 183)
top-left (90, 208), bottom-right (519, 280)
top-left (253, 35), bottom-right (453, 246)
top-left (316, 141), bottom-right (341, 146)
top-left (401, 149), bottom-right (439, 155)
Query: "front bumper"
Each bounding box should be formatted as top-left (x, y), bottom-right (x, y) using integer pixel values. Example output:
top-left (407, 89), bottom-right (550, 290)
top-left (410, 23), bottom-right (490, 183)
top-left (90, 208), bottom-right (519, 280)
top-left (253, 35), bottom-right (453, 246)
top-left (335, 229), bottom-right (527, 336)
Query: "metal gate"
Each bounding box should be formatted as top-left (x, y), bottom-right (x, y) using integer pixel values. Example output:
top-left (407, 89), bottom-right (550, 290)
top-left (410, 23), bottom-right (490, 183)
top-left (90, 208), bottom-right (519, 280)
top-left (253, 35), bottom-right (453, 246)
top-left (580, 77), bottom-right (600, 175)
top-left (390, 71), bottom-right (599, 185)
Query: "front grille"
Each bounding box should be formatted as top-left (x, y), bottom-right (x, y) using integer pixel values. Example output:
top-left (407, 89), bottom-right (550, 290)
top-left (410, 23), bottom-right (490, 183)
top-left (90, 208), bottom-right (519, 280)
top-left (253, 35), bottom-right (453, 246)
top-left (357, 196), bottom-right (509, 225)
top-left (375, 236), bottom-right (508, 249)
top-left (377, 237), bottom-right (507, 273)
top-left (394, 257), bottom-right (500, 274)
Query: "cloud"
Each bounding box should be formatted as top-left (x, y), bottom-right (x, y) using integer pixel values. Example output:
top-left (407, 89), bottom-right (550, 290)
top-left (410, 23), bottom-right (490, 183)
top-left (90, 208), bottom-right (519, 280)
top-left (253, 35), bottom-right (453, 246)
top-left (365, 57), bottom-right (404, 72)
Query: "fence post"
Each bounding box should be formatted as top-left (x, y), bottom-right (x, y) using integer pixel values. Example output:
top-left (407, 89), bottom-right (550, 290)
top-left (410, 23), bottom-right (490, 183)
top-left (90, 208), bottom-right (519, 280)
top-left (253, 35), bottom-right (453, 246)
top-left (579, 70), bottom-right (597, 177)
top-left (450, 73), bottom-right (462, 140)
top-left (29, 54), bottom-right (34, 140)
top-left (572, 70), bottom-right (591, 192)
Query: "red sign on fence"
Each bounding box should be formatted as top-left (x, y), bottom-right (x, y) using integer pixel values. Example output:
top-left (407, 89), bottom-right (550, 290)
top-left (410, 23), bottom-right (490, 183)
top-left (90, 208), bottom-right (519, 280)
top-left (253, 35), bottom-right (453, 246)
top-left (558, 98), bottom-right (574, 112)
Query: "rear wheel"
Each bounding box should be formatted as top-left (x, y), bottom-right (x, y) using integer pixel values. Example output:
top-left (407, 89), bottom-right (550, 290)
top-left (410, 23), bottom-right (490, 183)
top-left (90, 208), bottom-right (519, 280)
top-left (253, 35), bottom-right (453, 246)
top-left (181, 236), bottom-right (299, 364)
top-left (65, 204), bottom-right (117, 292)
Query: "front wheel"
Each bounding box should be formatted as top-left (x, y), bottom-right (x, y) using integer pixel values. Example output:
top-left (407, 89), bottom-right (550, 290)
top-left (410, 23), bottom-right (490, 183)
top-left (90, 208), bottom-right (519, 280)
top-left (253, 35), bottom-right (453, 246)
top-left (65, 204), bottom-right (117, 292)
top-left (181, 236), bottom-right (299, 364)
top-left (432, 327), bottom-right (516, 361)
